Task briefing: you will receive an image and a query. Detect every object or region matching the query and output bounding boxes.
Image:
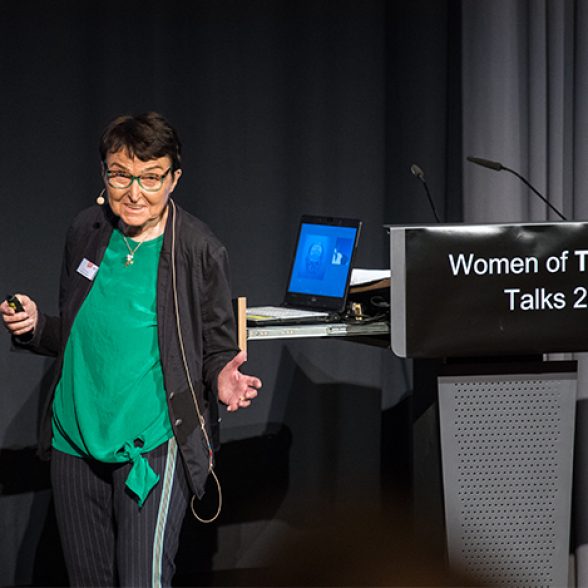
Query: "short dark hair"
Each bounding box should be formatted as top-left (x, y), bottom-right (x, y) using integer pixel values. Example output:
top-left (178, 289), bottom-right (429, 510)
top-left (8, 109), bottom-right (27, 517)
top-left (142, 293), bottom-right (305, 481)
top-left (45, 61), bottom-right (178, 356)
top-left (99, 111), bottom-right (182, 171)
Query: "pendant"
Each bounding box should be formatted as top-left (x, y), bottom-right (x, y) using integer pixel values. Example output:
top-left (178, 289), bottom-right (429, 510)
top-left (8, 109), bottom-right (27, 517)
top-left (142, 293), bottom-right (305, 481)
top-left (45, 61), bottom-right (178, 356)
top-left (125, 254), bottom-right (134, 267)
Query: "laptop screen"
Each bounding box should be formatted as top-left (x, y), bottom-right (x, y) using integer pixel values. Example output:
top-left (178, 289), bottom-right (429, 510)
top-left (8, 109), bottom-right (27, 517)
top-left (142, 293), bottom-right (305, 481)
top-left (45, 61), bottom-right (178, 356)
top-left (284, 215), bottom-right (361, 311)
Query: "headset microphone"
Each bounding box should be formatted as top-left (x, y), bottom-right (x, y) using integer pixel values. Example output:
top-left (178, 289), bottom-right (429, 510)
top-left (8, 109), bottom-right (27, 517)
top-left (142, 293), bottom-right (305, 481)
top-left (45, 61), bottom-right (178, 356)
top-left (466, 156), bottom-right (567, 221)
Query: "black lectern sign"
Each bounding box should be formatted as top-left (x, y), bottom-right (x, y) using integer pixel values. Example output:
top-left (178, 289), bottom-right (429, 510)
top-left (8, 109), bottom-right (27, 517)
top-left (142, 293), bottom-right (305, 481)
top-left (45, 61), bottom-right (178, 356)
top-left (389, 222), bottom-right (588, 357)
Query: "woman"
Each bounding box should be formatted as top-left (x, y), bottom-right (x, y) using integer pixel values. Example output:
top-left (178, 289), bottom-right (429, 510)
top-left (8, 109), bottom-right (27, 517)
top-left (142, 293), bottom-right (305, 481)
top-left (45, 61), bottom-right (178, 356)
top-left (0, 112), bottom-right (261, 587)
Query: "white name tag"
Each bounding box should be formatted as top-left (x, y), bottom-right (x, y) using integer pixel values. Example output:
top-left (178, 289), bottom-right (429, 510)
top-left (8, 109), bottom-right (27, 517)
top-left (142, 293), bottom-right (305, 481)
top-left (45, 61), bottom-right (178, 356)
top-left (76, 258), bottom-right (99, 281)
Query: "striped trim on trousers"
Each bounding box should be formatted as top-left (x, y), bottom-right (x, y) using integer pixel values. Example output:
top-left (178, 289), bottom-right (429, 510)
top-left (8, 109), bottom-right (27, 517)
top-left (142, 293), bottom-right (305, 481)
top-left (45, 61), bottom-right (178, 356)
top-left (51, 438), bottom-right (190, 587)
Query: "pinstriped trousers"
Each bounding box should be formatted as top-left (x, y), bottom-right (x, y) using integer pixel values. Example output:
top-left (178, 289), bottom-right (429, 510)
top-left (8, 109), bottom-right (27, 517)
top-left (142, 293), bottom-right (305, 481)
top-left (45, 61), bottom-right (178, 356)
top-left (51, 438), bottom-right (190, 587)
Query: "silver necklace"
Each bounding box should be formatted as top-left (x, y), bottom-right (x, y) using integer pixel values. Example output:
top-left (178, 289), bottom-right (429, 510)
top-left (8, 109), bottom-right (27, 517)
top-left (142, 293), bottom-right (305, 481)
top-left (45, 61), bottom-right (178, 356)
top-left (121, 217), bottom-right (164, 267)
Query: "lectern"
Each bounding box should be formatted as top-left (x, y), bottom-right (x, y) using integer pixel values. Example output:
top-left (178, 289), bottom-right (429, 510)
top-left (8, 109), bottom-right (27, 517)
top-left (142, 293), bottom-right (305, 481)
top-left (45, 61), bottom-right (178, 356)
top-left (387, 221), bottom-right (585, 587)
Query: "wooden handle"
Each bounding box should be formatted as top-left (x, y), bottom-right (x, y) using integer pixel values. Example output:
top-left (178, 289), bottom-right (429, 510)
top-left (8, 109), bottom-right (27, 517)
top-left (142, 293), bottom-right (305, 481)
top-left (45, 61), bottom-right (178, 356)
top-left (236, 296), bottom-right (247, 353)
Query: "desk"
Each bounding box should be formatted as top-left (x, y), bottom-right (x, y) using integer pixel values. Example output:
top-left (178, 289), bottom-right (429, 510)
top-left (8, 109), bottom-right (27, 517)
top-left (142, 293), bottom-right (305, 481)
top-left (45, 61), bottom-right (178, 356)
top-left (247, 320), bottom-right (389, 342)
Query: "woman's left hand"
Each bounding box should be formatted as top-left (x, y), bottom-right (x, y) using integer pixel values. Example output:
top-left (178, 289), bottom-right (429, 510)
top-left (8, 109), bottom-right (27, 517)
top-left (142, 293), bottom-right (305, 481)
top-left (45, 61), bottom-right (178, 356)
top-left (217, 350), bottom-right (262, 412)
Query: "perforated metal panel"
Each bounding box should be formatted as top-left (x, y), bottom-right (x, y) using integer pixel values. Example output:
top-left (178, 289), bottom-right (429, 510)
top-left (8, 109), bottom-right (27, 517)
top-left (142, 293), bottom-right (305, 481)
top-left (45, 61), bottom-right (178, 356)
top-left (438, 371), bottom-right (576, 587)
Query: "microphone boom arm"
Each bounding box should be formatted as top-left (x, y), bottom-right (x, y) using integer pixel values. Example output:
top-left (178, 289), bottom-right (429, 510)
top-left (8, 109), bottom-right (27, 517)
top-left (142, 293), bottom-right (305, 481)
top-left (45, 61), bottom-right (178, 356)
top-left (502, 166), bottom-right (567, 221)
top-left (467, 156), bottom-right (567, 221)
top-left (410, 163), bottom-right (441, 223)
top-left (420, 178), bottom-right (441, 223)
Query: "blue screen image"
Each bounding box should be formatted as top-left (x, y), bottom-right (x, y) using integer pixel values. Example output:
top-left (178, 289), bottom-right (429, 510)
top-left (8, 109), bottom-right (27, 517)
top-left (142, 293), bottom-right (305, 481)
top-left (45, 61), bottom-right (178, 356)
top-left (288, 224), bottom-right (357, 297)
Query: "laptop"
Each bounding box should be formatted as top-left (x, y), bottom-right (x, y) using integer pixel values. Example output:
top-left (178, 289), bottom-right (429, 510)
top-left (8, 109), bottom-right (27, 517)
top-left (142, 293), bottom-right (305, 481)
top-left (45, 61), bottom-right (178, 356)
top-left (247, 215), bottom-right (362, 326)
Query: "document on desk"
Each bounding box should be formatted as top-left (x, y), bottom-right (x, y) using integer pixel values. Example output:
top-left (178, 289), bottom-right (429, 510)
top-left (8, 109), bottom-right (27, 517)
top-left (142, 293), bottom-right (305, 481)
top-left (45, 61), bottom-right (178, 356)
top-left (350, 269), bottom-right (391, 286)
top-left (349, 269), bottom-right (391, 294)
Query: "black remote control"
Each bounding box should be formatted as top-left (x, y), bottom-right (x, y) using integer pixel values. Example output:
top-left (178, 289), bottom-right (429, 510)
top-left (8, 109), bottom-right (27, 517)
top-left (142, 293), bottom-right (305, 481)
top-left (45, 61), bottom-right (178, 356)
top-left (5, 294), bottom-right (25, 313)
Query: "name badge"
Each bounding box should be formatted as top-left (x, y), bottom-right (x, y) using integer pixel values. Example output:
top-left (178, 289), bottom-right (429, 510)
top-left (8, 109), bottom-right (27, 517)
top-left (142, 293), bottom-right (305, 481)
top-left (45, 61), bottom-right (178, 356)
top-left (77, 258), bottom-right (99, 281)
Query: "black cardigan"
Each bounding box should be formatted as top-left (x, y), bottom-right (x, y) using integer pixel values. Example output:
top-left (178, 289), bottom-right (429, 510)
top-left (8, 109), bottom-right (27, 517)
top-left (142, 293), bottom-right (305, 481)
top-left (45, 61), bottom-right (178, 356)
top-left (16, 201), bottom-right (239, 498)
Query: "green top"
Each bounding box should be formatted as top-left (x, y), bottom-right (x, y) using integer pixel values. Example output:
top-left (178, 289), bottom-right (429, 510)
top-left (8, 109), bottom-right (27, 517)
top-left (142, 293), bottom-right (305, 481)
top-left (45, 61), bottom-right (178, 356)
top-left (52, 229), bottom-right (173, 506)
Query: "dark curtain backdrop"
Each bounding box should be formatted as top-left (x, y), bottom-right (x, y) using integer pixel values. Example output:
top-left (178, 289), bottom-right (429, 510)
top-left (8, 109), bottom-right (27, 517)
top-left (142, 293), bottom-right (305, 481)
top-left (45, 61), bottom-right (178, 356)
top-left (462, 1), bottom-right (587, 583)
top-left (0, 1), bottom-right (461, 585)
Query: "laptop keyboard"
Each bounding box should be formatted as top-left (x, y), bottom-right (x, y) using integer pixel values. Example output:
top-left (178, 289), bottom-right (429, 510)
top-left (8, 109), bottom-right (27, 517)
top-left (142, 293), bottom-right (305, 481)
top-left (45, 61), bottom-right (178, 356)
top-left (247, 306), bottom-right (328, 318)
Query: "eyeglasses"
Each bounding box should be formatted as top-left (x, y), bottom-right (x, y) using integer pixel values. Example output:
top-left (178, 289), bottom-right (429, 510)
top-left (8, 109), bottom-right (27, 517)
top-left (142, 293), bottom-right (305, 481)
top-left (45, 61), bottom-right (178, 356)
top-left (105, 166), bottom-right (172, 192)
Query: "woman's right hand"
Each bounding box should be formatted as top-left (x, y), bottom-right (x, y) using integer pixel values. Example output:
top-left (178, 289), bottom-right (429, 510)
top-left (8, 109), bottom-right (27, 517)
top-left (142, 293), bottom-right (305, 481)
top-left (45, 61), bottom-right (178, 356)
top-left (0, 294), bottom-right (38, 337)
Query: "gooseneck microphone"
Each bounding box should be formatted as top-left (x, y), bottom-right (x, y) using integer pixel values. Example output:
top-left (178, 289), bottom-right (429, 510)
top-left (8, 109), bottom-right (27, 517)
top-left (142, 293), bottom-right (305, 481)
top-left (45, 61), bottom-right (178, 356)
top-left (410, 163), bottom-right (441, 223)
top-left (466, 156), bottom-right (567, 221)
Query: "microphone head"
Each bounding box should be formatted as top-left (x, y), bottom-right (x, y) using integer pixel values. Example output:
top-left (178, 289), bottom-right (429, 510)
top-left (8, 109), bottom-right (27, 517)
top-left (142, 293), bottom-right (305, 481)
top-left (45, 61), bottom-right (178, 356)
top-left (466, 156), bottom-right (504, 171)
top-left (410, 163), bottom-right (425, 180)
